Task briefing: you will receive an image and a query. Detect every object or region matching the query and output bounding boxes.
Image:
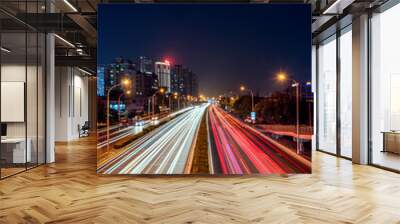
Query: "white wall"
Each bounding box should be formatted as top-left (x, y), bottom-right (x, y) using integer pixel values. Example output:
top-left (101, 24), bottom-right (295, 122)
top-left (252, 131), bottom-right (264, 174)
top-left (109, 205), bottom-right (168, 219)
top-left (1, 64), bottom-right (26, 138)
top-left (55, 67), bottom-right (89, 141)
top-left (1, 63), bottom-right (46, 164)
top-left (1, 64), bottom-right (43, 138)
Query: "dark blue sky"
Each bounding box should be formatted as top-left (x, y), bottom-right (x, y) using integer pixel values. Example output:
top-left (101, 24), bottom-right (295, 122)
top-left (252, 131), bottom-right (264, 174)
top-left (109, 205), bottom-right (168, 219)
top-left (98, 4), bottom-right (311, 96)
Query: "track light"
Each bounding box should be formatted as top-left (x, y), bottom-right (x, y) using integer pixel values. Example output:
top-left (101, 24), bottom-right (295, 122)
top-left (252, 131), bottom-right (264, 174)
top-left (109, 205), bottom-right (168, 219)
top-left (54, 34), bottom-right (75, 48)
top-left (1, 47), bottom-right (11, 53)
top-left (63, 0), bottom-right (78, 12)
top-left (322, 0), bottom-right (354, 15)
top-left (78, 67), bottom-right (93, 76)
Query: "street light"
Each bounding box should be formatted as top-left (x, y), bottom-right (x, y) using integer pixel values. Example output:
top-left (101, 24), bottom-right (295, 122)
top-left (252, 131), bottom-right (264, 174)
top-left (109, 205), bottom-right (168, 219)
top-left (107, 78), bottom-right (131, 152)
top-left (118, 90), bottom-right (131, 122)
top-left (159, 88), bottom-right (166, 107)
top-left (240, 85), bottom-right (254, 112)
top-left (150, 88), bottom-right (166, 117)
top-left (167, 92), bottom-right (177, 112)
top-left (170, 92), bottom-right (178, 111)
top-left (276, 72), bottom-right (301, 155)
top-left (277, 72), bottom-right (287, 82)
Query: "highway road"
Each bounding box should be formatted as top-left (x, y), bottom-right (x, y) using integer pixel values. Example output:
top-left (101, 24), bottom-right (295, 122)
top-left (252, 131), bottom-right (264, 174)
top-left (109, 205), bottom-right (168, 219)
top-left (97, 104), bottom-right (208, 174)
top-left (97, 107), bottom-right (194, 149)
top-left (207, 105), bottom-right (311, 175)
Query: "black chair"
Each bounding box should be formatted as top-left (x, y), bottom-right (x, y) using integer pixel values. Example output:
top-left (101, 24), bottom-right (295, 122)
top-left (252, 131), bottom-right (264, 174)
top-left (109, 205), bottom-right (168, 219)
top-left (79, 121), bottom-right (90, 138)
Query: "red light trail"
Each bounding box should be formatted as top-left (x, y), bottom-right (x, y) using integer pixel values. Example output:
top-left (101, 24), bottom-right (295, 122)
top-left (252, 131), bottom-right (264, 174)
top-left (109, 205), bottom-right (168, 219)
top-left (208, 105), bottom-right (311, 175)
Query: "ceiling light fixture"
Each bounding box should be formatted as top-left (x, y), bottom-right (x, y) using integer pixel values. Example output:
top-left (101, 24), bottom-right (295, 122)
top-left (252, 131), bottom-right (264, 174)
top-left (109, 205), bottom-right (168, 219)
top-left (322, 0), bottom-right (354, 15)
top-left (1, 47), bottom-right (11, 53)
top-left (323, 0), bottom-right (341, 14)
top-left (63, 0), bottom-right (78, 12)
top-left (54, 34), bottom-right (75, 48)
top-left (78, 67), bottom-right (93, 76)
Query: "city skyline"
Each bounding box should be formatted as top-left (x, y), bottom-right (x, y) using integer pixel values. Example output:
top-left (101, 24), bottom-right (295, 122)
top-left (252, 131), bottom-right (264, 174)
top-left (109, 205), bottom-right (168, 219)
top-left (97, 55), bottom-right (199, 98)
top-left (98, 4), bottom-right (311, 96)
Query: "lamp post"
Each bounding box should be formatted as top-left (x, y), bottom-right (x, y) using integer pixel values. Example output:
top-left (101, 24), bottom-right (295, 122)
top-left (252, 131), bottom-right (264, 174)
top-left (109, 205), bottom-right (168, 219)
top-left (150, 88), bottom-right (165, 118)
top-left (187, 95), bottom-right (192, 107)
top-left (177, 95), bottom-right (181, 110)
top-left (117, 90), bottom-right (131, 122)
top-left (168, 94), bottom-right (172, 111)
top-left (277, 72), bottom-right (301, 155)
top-left (106, 78), bottom-right (131, 152)
top-left (173, 92), bottom-right (178, 111)
top-left (160, 87), bottom-right (165, 107)
top-left (148, 97), bottom-right (151, 116)
top-left (240, 85), bottom-right (254, 113)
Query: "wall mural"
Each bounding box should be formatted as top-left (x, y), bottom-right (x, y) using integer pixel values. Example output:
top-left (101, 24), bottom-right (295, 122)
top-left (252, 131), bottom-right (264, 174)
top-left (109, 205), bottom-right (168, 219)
top-left (97, 4), bottom-right (312, 175)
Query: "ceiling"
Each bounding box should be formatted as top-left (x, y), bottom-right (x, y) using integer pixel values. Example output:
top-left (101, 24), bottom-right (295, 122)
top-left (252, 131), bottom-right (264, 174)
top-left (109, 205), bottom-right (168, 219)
top-left (0, 0), bottom-right (389, 73)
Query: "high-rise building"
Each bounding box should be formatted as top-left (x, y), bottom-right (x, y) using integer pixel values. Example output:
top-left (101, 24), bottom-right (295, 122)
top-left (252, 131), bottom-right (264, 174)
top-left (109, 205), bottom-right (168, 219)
top-left (183, 70), bottom-right (199, 97)
top-left (155, 61), bottom-right (171, 93)
top-left (171, 64), bottom-right (185, 94)
top-left (105, 57), bottom-right (135, 91)
top-left (137, 56), bottom-right (153, 74)
top-left (97, 65), bottom-right (105, 97)
top-left (128, 72), bottom-right (158, 113)
top-left (171, 64), bottom-right (199, 97)
top-left (133, 72), bottom-right (158, 97)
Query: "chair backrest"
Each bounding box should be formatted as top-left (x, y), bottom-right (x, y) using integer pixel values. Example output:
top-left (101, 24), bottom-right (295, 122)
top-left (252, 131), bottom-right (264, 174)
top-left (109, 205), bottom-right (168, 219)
top-left (82, 121), bottom-right (90, 129)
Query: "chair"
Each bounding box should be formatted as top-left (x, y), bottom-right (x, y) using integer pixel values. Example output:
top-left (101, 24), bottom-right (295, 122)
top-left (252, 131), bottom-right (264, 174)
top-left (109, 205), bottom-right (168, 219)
top-left (79, 121), bottom-right (90, 138)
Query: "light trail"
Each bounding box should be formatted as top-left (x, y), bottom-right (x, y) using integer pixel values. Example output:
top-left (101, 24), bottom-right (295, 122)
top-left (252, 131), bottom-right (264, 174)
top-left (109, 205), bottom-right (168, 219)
top-left (97, 104), bottom-right (208, 174)
top-left (208, 105), bottom-right (311, 175)
top-left (97, 107), bottom-right (195, 149)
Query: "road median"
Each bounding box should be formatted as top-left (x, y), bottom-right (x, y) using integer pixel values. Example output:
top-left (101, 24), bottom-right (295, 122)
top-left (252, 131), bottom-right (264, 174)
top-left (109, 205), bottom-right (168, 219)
top-left (189, 107), bottom-right (210, 174)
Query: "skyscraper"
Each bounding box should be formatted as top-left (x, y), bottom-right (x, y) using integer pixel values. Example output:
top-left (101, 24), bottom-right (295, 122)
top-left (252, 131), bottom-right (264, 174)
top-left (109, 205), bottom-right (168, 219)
top-left (133, 72), bottom-right (158, 97)
top-left (155, 61), bottom-right (171, 93)
top-left (97, 65), bottom-right (105, 96)
top-left (105, 57), bottom-right (135, 91)
top-left (171, 64), bottom-right (185, 94)
top-left (137, 56), bottom-right (153, 74)
top-left (184, 70), bottom-right (199, 97)
top-left (171, 64), bottom-right (199, 97)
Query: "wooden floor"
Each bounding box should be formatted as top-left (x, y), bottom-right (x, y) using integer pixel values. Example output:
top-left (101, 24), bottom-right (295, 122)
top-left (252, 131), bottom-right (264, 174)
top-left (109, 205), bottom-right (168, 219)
top-left (1, 137), bottom-right (400, 224)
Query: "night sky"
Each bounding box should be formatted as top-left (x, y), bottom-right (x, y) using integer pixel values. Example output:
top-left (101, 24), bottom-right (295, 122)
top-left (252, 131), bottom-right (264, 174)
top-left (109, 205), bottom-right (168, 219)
top-left (98, 4), bottom-right (311, 97)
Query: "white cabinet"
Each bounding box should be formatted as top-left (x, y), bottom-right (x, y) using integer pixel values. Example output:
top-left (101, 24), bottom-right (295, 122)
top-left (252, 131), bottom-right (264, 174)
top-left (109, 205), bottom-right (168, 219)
top-left (1, 138), bottom-right (32, 163)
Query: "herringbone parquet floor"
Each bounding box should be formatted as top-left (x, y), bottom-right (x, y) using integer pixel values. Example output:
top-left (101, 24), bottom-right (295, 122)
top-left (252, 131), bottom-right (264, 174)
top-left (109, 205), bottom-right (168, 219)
top-left (1, 137), bottom-right (400, 224)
